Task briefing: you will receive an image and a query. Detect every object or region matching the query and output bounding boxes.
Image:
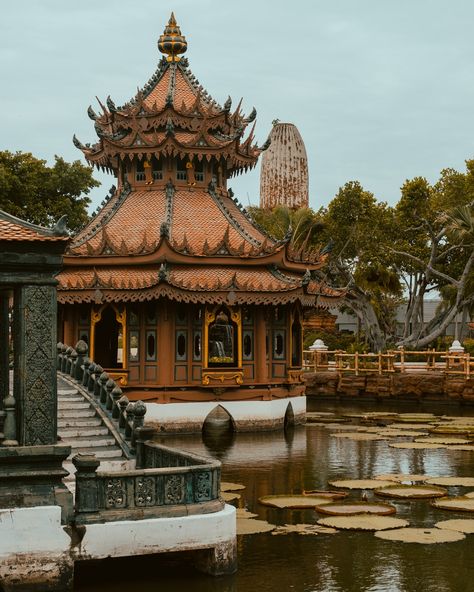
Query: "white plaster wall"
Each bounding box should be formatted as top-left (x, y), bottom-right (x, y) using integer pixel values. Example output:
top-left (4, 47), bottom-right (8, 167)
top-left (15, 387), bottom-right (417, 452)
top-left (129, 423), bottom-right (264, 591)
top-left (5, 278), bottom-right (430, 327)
top-left (0, 506), bottom-right (70, 556)
top-left (145, 396), bottom-right (306, 427)
top-left (77, 504), bottom-right (236, 559)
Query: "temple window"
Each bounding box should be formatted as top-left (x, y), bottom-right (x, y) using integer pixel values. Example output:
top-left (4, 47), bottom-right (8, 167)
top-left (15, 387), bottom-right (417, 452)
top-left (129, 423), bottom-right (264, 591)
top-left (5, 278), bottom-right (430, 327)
top-left (176, 304), bottom-right (187, 325)
top-left (194, 159), bottom-right (204, 182)
top-left (145, 302), bottom-right (157, 325)
top-left (176, 330), bottom-right (187, 361)
top-left (207, 307), bottom-right (238, 367)
top-left (151, 156), bottom-right (163, 180)
top-left (273, 329), bottom-right (286, 359)
top-left (243, 307), bottom-right (254, 326)
top-left (146, 330), bottom-right (157, 361)
top-left (129, 330), bottom-right (139, 362)
top-left (176, 157), bottom-right (187, 181)
top-left (136, 159), bottom-right (146, 181)
top-left (129, 307), bottom-right (139, 327)
top-left (243, 330), bottom-right (253, 361)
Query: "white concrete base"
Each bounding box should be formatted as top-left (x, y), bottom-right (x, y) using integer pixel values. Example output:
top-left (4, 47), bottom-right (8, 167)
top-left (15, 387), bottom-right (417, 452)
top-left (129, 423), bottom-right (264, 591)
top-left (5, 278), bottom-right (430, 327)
top-left (0, 506), bottom-right (73, 592)
top-left (145, 395), bottom-right (306, 433)
top-left (75, 504), bottom-right (237, 574)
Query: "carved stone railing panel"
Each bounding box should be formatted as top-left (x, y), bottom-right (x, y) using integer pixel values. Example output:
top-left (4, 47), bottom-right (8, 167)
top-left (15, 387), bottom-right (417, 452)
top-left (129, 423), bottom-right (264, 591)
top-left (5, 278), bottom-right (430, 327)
top-left (72, 442), bottom-right (222, 524)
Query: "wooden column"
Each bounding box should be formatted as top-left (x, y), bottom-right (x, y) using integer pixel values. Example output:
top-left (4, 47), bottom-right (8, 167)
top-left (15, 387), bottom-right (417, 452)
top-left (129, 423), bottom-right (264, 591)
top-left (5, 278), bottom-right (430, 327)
top-left (0, 292), bottom-right (9, 410)
top-left (158, 301), bottom-right (174, 393)
top-left (62, 308), bottom-right (75, 347)
top-left (255, 308), bottom-right (268, 383)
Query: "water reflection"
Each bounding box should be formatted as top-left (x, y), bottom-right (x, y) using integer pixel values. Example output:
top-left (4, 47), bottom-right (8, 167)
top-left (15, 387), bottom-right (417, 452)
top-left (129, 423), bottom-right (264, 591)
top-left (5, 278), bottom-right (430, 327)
top-left (76, 402), bottom-right (474, 592)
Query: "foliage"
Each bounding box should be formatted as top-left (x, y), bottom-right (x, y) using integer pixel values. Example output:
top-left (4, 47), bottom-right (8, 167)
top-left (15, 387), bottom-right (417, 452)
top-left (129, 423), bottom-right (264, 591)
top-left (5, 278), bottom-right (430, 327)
top-left (0, 150), bottom-right (99, 231)
top-left (303, 330), bottom-right (360, 351)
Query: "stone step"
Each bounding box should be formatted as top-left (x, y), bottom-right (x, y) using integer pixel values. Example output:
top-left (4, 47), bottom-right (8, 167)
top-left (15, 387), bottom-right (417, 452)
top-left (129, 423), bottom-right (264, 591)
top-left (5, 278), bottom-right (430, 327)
top-left (62, 435), bottom-right (117, 448)
top-left (58, 389), bottom-right (79, 396)
top-left (58, 409), bottom-right (96, 419)
top-left (58, 401), bottom-right (91, 410)
top-left (58, 417), bottom-right (102, 428)
top-left (72, 446), bottom-right (124, 459)
top-left (59, 426), bottom-right (109, 438)
top-left (58, 395), bottom-right (84, 403)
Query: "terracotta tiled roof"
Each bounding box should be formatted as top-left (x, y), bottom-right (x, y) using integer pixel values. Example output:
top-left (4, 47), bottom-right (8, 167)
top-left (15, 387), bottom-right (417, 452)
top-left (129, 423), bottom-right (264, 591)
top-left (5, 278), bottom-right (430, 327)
top-left (0, 212), bottom-right (69, 242)
top-left (68, 187), bottom-right (271, 257)
top-left (142, 66), bottom-right (171, 110)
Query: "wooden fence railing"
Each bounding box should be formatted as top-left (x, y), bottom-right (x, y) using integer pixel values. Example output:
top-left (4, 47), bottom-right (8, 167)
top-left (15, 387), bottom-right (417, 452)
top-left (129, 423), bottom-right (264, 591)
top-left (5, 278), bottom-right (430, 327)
top-left (303, 349), bottom-right (474, 378)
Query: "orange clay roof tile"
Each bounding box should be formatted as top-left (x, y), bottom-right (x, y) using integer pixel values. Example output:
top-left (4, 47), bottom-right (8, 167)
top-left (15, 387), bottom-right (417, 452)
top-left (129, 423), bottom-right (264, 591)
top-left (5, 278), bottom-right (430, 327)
top-left (0, 216), bottom-right (68, 242)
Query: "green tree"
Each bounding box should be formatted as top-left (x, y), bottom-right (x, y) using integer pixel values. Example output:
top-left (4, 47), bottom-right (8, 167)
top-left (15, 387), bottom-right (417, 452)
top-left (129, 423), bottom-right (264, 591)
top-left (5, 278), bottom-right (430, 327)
top-left (0, 151), bottom-right (99, 231)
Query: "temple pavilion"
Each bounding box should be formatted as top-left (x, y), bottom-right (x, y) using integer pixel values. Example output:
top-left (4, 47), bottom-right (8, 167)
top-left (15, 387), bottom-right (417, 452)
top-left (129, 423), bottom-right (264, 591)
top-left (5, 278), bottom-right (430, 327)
top-left (56, 14), bottom-right (341, 431)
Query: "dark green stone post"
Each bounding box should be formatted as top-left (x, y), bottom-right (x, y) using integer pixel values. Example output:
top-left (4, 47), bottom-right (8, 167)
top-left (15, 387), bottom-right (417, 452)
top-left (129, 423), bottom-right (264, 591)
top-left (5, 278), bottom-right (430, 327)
top-left (13, 283), bottom-right (58, 446)
top-left (0, 292), bottom-right (9, 412)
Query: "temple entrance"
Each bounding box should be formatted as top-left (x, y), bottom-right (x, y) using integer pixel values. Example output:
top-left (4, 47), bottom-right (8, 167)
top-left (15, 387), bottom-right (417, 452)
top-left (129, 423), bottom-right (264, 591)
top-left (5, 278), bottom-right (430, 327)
top-left (93, 306), bottom-right (122, 369)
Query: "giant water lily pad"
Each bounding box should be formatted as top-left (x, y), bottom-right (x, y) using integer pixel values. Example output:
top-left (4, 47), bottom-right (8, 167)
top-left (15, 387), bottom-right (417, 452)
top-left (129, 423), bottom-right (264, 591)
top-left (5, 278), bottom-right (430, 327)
top-left (236, 508), bottom-right (258, 519)
top-left (375, 527), bottom-right (465, 544)
top-left (302, 490), bottom-right (348, 500)
top-left (222, 492), bottom-right (241, 502)
top-left (389, 442), bottom-right (443, 450)
top-left (329, 479), bottom-right (395, 490)
top-left (317, 515), bottom-right (408, 531)
top-left (374, 484), bottom-right (447, 499)
top-left (258, 495), bottom-right (332, 509)
top-left (374, 473), bottom-right (430, 483)
top-left (432, 497), bottom-right (474, 512)
top-left (375, 429), bottom-right (426, 438)
top-left (330, 432), bottom-right (387, 441)
top-left (237, 518), bottom-right (275, 535)
top-left (426, 477), bottom-right (474, 487)
top-left (464, 491), bottom-right (474, 498)
top-left (435, 519), bottom-right (474, 534)
top-left (389, 423), bottom-right (435, 430)
top-left (271, 523), bottom-right (338, 536)
top-left (316, 501), bottom-right (396, 516)
top-left (449, 445), bottom-right (474, 451)
top-left (221, 482), bottom-right (246, 492)
top-left (414, 437), bottom-right (472, 445)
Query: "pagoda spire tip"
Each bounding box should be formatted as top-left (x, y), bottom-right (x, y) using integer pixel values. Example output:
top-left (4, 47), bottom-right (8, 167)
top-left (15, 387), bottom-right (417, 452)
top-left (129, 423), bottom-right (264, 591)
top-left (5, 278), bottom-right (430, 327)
top-left (158, 12), bottom-right (187, 62)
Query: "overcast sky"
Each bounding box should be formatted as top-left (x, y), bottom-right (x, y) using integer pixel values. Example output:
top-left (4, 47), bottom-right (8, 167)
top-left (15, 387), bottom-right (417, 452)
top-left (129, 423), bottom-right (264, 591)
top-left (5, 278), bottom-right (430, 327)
top-left (2, 0), bottom-right (474, 212)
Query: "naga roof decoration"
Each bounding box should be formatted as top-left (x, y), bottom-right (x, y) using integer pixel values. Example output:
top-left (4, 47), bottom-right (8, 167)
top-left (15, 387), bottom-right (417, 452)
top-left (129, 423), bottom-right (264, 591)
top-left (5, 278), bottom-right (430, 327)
top-left (57, 14), bottom-right (343, 307)
top-left (0, 210), bottom-right (69, 243)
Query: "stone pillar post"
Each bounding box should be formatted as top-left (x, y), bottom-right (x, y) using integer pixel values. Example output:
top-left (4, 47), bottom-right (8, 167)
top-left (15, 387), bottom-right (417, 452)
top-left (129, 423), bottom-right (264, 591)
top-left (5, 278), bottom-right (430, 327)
top-left (0, 292), bottom-right (9, 411)
top-left (13, 284), bottom-right (57, 446)
top-left (255, 307), bottom-right (268, 383)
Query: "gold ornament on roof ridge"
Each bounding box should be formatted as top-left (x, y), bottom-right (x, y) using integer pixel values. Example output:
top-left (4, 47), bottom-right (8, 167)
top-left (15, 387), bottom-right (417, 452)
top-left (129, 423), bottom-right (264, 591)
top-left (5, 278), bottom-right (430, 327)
top-left (158, 12), bottom-right (187, 62)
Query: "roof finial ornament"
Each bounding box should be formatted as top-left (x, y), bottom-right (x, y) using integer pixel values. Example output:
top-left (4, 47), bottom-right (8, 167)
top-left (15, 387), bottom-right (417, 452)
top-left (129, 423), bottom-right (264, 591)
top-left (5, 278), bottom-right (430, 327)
top-left (158, 12), bottom-right (187, 62)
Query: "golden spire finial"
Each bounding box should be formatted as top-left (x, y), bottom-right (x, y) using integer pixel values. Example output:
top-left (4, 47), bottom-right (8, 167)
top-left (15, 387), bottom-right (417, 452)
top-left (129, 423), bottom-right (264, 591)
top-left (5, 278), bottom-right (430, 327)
top-left (158, 12), bottom-right (187, 62)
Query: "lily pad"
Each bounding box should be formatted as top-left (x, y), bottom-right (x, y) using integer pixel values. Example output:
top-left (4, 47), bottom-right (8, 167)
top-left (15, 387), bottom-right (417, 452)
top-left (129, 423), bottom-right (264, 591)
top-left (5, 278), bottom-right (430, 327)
top-left (221, 482), bottom-right (246, 492)
top-left (317, 515), bottom-right (408, 531)
top-left (389, 423), bottom-right (435, 430)
top-left (258, 494), bottom-right (332, 509)
top-left (374, 484), bottom-right (447, 499)
top-left (329, 479), bottom-right (395, 490)
top-left (375, 430), bottom-right (427, 438)
top-left (464, 491), bottom-right (474, 498)
top-left (237, 518), bottom-right (275, 535)
top-left (426, 477), bottom-right (474, 487)
top-left (316, 501), bottom-right (396, 516)
top-left (389, 442), bottom-right (444, 450)
top-left (271, 523), bottom-right (338, 536)
top-left (302, 490), bottom-right (348, 500)
top-left (236, 508), bottom-right (258, 519)
top-left (432, 496), bottom-right (474, 512)
top-left (435, 519), bottom-right (474, 534)
top-left (414, 437), bottom-right (472, 445)
top-left (330, 432), bottom-right (387, 441)
top-left (374, 473), bottom-right (430, 483)
top-left (449, 445), bottom-right (474, 451)
top-left (375, 527), bottom-right (465, 544)
top-left (222, 492), bottom-right (241, 502)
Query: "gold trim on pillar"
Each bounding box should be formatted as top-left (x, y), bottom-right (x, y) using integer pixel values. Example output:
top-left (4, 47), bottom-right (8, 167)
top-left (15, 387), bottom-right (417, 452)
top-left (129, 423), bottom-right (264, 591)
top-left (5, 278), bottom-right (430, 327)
top-left (289, 304), bottom-right (303, 370)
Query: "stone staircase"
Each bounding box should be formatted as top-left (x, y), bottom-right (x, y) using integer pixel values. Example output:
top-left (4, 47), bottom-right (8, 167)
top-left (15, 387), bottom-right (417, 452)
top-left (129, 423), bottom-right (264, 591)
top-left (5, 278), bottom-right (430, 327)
top-left (57, 378), bottom-right (128, 488)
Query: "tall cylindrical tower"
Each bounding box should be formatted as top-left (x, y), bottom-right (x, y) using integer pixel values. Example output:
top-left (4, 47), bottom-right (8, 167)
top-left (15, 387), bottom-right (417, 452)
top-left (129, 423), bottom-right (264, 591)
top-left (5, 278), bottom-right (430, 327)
top-left (259, 122), bottom-right (309, 209)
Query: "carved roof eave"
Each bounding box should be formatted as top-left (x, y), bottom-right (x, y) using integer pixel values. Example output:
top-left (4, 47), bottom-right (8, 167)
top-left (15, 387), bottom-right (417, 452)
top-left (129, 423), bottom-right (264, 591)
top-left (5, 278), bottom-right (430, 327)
top-left (64, 240), bottom-right (327, 274)
top-left (57, 284), bottom-right (342, 308)
top-left (83, 136), bottom-right (260, 169)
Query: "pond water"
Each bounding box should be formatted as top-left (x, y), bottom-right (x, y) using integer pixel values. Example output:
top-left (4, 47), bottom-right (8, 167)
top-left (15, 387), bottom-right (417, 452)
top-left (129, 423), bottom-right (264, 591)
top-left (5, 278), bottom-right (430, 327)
top-left (76, 401), bottom-right (474, 592)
